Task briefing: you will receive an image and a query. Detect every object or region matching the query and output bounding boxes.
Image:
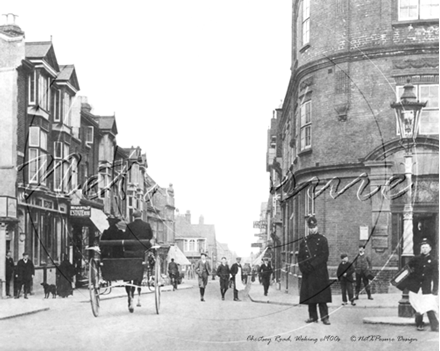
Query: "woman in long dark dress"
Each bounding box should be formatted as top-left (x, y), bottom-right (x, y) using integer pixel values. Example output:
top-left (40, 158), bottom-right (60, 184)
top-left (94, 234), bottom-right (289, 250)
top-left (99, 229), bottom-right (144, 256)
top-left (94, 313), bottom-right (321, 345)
top-left (57, 255), bottom-right (75, 298)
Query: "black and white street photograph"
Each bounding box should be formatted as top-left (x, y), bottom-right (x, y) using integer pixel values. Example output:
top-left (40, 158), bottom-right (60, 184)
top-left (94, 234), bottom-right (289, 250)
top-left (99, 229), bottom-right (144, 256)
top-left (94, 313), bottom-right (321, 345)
top-left (0, 1), bottom-right (438, 350)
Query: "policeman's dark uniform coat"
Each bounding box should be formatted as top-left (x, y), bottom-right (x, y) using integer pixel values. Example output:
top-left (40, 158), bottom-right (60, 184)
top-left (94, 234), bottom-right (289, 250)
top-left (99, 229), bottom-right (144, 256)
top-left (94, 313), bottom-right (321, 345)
top-left (298, 216), bottom-right (331, 324)
top-left (298, 233), bottom-right (332, 304)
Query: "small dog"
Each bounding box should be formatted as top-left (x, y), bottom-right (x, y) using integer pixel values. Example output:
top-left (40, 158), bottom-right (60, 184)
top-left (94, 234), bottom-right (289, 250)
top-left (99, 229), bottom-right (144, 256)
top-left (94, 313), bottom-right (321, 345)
top-left (41, 282), bottom-right (57, 299)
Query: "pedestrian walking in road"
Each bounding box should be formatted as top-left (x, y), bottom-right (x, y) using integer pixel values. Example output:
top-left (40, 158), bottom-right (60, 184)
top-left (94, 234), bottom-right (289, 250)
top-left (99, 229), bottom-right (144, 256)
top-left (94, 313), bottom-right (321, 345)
top-left (259, 258), bottom-right (273, 296)
top-left (195, 253), bottom-right (211, 301)
top-left (337, 254), bottom-right (356, 306)
top-left (15, 253), bottom-right (35, 299)
top-left (56, 254), bottom-right (75, 298)
top-left (5, 250), bottom-right (14, 297)
top-left (354, 245), bottom-right (373, 300)
top-left (406, 239), bottom-right (439, 332)
top-left (216, 257), bottom-right (230, 300)
top-left (168, 258), bottom-right (179, 291)
top-left (230, 257), bottom-right (245, 301)
top-left (298, 215), bottom-right (332, 325)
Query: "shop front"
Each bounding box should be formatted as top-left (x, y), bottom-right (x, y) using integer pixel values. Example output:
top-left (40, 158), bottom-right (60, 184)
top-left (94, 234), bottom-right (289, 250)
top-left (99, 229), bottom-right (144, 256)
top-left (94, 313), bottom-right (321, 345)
top-left (69, 203), bottom-right (108, 287)
top-left (15, 188), bottom-right (70, 295)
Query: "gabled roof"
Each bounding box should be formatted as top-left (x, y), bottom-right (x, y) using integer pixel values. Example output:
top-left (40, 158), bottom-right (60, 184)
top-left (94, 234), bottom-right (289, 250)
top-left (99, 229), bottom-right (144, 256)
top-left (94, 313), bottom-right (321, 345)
top-left (57, 64), bottom-right (80, 91)
top-left (93, 116), bottom-right (118, 135)
top-left (25, 41), bottom-right (59, 72)
top-left (175, 215), bottom-right (217, 245)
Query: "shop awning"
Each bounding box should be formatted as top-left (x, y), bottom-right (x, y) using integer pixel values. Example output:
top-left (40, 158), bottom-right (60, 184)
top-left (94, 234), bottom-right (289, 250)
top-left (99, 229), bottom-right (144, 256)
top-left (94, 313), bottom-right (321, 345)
top-left (167, 245), bottom-right (191, 265)
top-left (252, 247), bottom-right (268, 266)
top-left (90, 208), bottom-right (109, 233)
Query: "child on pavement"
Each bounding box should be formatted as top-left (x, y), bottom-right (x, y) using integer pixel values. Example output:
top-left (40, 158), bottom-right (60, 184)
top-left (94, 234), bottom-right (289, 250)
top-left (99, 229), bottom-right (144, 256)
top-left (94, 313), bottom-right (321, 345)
top-left (337, 254), bottom-right (356, 306)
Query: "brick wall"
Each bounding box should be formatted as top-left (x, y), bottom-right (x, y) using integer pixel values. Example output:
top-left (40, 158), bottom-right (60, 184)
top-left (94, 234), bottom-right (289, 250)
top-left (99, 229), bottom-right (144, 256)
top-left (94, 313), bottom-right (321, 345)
top-left (293, 0), bottom-right (438, 67)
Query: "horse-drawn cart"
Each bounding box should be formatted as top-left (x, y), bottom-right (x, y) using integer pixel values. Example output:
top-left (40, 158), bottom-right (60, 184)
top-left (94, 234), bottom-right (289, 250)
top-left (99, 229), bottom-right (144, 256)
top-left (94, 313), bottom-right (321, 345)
top-left (87, 240), bottom-right (162, 317)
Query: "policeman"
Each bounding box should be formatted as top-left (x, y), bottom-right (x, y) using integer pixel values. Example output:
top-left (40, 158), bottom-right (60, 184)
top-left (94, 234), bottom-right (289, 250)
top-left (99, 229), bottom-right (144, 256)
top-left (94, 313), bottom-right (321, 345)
top-left (298, 214), bottom-right (332, 325)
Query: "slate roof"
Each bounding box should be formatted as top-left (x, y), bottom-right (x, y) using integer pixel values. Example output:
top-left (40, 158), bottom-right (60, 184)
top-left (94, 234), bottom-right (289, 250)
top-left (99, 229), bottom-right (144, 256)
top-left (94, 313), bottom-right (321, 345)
top-left (175, 215), bottom-right (217, 244)
top-left (25, 41), bottom-right (52, 58)
top-left (25, 41), bottom-right (60, 72)
top-left (93, 116), bottom-right (118, 135)
top-left (57, 64), bottom-right (80, 91)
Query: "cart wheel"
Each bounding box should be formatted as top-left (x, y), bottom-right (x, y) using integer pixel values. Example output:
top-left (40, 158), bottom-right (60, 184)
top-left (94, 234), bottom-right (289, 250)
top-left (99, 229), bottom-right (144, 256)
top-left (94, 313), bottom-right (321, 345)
top-left (155, 256), bottom-right (161, 314)
top-left (89, 258), bottom-right (100, 317)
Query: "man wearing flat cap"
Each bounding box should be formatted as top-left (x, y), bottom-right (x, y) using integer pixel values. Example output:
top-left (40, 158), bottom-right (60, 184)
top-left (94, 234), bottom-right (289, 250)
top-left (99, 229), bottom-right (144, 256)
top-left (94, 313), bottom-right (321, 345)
top-left (298, 214), bottom-right (332, 325)
top-left (230, 257), bottom-right (245, 301)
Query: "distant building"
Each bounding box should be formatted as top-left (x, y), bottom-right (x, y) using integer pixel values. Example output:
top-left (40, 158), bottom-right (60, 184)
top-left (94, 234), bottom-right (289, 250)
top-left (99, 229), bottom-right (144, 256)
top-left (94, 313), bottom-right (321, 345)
top-left (175, 211), bottom-right (217, 267)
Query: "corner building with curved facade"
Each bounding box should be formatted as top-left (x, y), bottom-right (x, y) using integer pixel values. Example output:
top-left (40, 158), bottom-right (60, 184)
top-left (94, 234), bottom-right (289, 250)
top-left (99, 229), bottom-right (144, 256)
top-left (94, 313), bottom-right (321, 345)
top-left (268, 0), bottom-right (438, 294)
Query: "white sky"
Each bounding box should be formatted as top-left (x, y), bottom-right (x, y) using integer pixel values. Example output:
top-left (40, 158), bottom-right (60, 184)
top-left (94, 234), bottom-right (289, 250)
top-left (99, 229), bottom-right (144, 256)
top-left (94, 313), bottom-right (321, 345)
top-left (4, 0), bottom-right (292, 257)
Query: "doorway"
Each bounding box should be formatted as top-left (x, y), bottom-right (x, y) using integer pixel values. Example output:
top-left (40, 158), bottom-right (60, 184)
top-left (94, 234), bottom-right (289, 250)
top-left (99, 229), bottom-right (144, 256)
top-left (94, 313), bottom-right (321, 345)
top-left (413, 213), bottom-right (438, 258)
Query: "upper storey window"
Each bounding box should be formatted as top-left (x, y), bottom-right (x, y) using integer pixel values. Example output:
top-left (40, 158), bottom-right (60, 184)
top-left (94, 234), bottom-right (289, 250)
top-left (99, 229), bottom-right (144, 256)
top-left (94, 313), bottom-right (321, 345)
top-left (399, 0), bottom-right (438, 20)
top-left (28, 71), bottom-right (36, 104)
top-left (302, 0), bottom-right (310, 45)
top-left (300, 101), bottom-right (312, 151)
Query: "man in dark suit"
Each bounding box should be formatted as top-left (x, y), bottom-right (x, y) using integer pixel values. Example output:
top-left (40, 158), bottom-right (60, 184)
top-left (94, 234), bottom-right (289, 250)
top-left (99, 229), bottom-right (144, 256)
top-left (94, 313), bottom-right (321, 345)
top-left (230, 257), bottom-right (244, 301)
top-left (216, 257), bottom-right (230, 300)
top-left (5, 250), bottom-right (15, 297)
top-left (259, 257), bottom-right (273, 296)
top-left (15, 253), bottom-right (35, 299)
top-left (337, 253), bottom-right (356, 306)
top-left (298, 215), bottom-right (332, 325)
top-left (125, 210), bottom-right (154, 258)
top-left (407, 239), bottom-right (439, 331)
top-left (100, 215), bottom-right (125, 258)
top-left (354, 245), bottom-right (373, 300)
top-left (168, 258), bottom-right (179, 291)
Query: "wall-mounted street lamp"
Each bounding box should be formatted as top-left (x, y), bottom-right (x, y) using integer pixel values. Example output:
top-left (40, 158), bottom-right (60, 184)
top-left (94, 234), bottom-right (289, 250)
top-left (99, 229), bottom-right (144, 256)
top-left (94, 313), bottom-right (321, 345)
top-left (390, 79), bottom-right (427, 318)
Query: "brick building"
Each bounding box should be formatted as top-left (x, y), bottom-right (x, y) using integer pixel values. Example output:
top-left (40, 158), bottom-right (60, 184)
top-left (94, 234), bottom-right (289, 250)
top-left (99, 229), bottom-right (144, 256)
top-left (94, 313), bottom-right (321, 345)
top-left (267, 0), bottom-right (438, 294)
top-left (0, 20), bottom-right (176, 295)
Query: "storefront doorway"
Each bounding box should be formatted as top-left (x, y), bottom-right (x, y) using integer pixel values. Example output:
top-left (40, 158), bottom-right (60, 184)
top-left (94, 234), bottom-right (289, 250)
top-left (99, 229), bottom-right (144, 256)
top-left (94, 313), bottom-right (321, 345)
top-left (413, 213), bottom-right (438, 258)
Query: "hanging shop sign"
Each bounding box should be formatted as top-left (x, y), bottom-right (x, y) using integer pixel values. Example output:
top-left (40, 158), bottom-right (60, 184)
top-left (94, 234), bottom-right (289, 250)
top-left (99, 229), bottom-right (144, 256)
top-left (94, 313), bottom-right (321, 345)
top-left (70, 205), bottom-right (91, 218)
top-left (251, 243), bottom-right (263, 248)
top-left (253, 220), bottom-right (267, 229)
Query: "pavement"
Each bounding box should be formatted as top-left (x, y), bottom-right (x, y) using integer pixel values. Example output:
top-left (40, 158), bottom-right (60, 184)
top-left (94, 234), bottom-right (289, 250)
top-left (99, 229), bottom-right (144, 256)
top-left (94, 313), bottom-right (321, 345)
top-left (0, 281), bottom-right (193, 321)
top-left (247, 281), bottom-right (436, 326)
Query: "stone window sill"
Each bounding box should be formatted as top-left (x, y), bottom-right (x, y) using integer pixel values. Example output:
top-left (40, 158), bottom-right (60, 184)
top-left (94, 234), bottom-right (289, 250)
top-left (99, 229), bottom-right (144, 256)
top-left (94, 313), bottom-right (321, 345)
top-left (299, 44), bottom-right (311, 53)
top-left (298, 148), bottom-right (312, 156)
top-left (392, 19), bottom-right (438, 28)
